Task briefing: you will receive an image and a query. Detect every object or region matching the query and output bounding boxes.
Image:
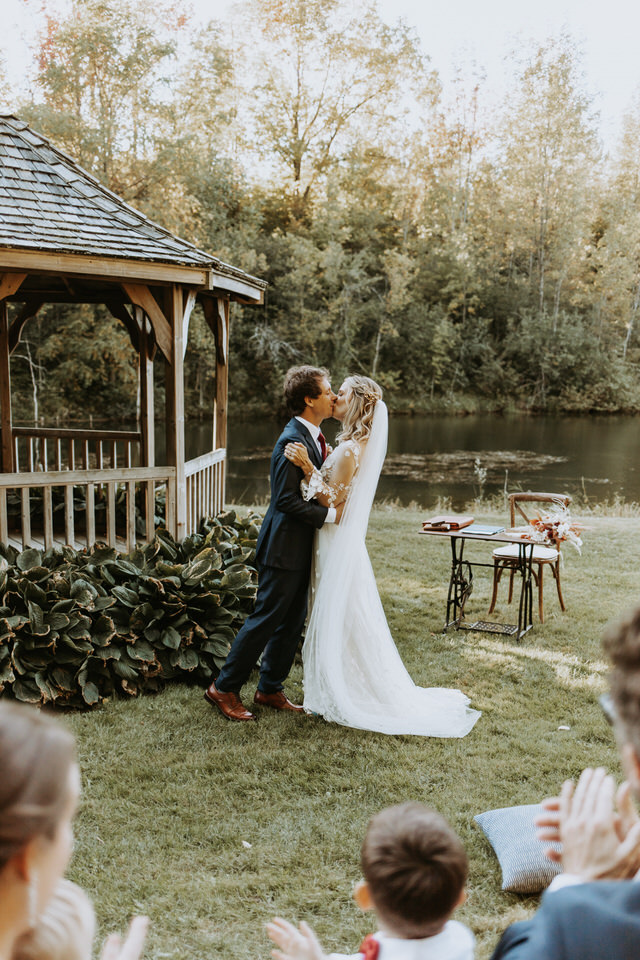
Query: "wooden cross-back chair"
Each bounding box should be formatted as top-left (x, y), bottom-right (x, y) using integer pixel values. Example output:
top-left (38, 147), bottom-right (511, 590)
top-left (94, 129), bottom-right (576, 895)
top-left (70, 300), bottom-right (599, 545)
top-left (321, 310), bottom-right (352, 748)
top-left (487, 492), bottom-right (572, 623)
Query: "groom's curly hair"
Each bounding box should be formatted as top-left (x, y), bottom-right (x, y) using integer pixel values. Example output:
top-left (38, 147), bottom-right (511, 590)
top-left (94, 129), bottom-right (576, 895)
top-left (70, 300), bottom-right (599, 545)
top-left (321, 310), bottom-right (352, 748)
top-left (361, 803), bottom-right (467, 936)
top-left (283, 365), bottom-right (329, 416)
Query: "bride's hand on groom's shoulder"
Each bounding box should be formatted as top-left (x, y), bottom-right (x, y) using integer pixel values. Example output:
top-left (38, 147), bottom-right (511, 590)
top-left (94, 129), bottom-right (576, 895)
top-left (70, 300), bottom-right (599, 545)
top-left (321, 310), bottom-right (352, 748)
top-left (284, 442), bottom-right (312, 473)
top-left (267, 918), bottom-right (326, 960)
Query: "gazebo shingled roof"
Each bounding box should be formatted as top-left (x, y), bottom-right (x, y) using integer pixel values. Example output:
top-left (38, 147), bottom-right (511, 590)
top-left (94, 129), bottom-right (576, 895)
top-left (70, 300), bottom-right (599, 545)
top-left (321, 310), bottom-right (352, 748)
top-left (0, 114), bottom-right (266, 548)
top-left (0, 113), bottom-right (266, 297)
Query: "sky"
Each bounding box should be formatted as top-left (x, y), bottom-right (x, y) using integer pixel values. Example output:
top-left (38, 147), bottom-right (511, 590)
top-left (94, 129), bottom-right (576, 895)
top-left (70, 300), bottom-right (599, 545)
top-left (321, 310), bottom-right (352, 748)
top-left (4, 0), bottom-right (640, 149)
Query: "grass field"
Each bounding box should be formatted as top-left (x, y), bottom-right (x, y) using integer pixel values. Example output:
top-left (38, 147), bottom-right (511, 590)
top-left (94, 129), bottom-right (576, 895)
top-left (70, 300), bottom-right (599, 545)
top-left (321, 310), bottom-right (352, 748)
top-left (62, 504), bottom-right (638, 960)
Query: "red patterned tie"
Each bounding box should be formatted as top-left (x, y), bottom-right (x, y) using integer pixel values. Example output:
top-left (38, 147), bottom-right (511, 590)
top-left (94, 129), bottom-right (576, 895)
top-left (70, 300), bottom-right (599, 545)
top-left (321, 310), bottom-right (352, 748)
top-left (359, 935), bottom-right (380, 960)
top-left (318, 431), bottom-right (327, 461)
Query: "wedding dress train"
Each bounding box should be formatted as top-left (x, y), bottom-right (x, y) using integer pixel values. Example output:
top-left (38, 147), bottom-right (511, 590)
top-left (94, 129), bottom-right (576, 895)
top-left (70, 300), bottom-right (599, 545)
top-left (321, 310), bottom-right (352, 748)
top-left (302, 402), bottom-right (480, 737)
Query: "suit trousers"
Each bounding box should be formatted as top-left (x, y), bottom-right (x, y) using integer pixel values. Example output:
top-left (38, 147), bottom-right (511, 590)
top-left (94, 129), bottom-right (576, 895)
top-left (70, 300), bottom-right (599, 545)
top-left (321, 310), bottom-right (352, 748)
top-left (215, 562), bottom-right (311, 694)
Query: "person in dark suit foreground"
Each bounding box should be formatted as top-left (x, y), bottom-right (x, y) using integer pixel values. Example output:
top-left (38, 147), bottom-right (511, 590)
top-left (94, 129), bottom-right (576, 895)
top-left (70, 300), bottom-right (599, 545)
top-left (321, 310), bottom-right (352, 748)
top-left (492, 606), bottom-right (640, 959)
top-left (205, 365), bottom-right (338, 721)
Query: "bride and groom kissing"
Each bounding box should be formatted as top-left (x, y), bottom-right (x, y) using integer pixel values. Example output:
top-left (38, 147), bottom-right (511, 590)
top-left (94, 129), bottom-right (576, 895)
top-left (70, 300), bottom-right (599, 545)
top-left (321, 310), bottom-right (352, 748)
top-left (205, 365), bottom-right (480, 737)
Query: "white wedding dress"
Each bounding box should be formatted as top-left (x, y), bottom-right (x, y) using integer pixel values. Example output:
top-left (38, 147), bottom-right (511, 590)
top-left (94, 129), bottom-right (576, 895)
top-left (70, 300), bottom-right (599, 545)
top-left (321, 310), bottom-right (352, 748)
top-left (301, 401), bottom-right (480, 737)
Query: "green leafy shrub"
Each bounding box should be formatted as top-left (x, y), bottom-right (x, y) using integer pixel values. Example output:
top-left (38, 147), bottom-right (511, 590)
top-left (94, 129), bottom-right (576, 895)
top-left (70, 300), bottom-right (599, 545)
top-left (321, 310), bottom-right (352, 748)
top-left (0, 510), bottom-right (261, 708)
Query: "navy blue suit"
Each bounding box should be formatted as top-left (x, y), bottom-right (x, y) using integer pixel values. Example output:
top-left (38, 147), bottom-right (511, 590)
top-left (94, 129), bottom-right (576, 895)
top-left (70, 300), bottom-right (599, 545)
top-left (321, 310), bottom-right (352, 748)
top-left (491, 881), bottom-right (640, 959)
top-left (215, 418), bottom-right (328, 694)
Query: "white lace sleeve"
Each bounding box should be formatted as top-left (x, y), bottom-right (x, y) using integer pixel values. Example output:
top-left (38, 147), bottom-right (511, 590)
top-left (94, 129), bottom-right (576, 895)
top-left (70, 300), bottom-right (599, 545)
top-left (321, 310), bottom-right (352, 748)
top-left (301, 469), bottom-right (327, 502)
top-left (301, 443), bottom-right (360, 507)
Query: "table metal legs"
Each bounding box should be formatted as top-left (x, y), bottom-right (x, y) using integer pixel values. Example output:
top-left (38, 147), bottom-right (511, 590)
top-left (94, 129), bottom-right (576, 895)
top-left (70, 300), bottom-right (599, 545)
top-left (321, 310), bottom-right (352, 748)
top-left (443, 537), bottom-right (534, 641)
top-left (445, 537), bottom-right (473, 627)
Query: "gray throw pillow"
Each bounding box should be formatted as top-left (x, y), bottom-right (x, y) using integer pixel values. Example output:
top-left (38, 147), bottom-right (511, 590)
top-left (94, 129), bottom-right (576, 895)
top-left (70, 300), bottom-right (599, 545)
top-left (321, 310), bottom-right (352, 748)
top-left (474, 803), bottom-right (562, 893)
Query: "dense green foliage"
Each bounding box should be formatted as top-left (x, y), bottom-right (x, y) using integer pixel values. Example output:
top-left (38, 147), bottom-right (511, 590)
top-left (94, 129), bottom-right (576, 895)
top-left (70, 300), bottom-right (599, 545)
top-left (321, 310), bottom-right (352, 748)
top-left (0, 511), bottom-right (259, 707)
top-left (4, 0), bottom-right (640, 419)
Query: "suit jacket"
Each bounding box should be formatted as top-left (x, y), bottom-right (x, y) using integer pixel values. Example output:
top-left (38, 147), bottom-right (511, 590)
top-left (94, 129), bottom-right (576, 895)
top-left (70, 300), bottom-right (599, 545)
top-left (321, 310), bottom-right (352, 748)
top-left (492, 881), bottom-right (640, 960)
top-left (255, 418), bottom-right (328, 570)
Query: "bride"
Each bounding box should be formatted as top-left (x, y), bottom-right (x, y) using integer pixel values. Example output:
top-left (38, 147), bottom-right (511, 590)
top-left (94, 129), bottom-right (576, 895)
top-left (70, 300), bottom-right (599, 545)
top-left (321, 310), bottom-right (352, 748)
top-left (284, 375), bottom-right (480, 738)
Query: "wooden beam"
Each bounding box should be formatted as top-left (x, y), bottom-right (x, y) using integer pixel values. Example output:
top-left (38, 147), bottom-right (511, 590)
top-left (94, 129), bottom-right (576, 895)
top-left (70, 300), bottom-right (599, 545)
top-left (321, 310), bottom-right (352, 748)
top-left (0, 249), bottom-right (209, 286)
top-left (201, 295), bottom-right (227, 365)
top-left (106, 298), bottom-right (140, 353)
top-left (121, 283), bottom-right (172, 362)
top-left (216, 298), bottom-right (228, 366)
top-left (182, 289), bottom-right (197, 359)
top-left (0, 302), bottom-right (14, 472)
top-left (164, 285), bottom-right (187, 539)
top-left (9, 299), bottom-right (44, 355)
top-left (0, 273), bottom-right (27, 302)
top-left (208, 270), bottom-right (265, 303)
top-left (6, 292), bottom-right (128, 304)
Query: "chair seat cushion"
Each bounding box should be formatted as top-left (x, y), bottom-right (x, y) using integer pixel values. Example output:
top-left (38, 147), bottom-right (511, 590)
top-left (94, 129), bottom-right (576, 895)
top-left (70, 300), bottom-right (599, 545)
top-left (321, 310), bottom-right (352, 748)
top-left (492, 544), bottom-right (558, 562)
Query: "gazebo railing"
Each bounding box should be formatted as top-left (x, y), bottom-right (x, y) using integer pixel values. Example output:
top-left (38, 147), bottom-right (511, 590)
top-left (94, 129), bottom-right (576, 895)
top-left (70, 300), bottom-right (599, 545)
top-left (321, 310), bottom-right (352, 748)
top-left (0, 466), bottom-right (176, 553)
top-left (12, 427), bottom-right (142, 473)
top-left (185, 448), bottom-right (226, 536)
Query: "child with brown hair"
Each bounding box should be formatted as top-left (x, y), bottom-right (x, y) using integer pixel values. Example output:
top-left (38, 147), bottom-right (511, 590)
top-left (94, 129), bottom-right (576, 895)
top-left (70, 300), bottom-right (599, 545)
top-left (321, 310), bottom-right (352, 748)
top-left (268, 802), bottom-right (474, 960)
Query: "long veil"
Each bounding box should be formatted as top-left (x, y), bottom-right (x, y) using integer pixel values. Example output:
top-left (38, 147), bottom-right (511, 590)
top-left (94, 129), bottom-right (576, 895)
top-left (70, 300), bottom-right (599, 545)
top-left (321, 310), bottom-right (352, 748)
top-left (303, 400), bottom-right (481, 737)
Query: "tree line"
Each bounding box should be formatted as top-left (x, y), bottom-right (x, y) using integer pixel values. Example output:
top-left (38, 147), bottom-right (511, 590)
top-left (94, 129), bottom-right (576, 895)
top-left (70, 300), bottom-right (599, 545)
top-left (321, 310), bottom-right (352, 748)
top-left (4, 0), bottom-right (640, 422)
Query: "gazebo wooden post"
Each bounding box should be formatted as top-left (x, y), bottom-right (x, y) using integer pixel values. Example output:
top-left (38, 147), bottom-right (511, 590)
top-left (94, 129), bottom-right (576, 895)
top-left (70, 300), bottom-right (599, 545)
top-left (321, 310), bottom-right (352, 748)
top-left (138, 309), bottom-right (156, 541)
top-left (215, 297), bottom-right (229, 452)
top-left (0, 301), bottom-right (14, 472)
top-left (138, 309), bottom-right (155, 468)
top-left (164, 284), bottom-right (187, 540)
top-left (215, 297), bottom-right (230, 511)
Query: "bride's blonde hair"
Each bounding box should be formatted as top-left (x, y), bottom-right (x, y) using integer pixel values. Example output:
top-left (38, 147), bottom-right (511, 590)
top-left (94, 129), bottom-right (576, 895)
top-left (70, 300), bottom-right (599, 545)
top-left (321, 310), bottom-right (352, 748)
top-left (337, 376), bottom-right (383, 444)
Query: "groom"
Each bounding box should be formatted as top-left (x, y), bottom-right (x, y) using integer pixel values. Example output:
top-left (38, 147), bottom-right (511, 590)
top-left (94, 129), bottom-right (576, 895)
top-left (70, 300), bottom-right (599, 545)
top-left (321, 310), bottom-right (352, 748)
top-left (205, 365), bottom-right (338, 721)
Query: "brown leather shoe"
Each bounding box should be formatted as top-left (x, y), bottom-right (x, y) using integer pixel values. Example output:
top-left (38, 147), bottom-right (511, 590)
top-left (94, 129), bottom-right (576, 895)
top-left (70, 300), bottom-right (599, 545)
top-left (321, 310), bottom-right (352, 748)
top-left (253, 690), bottom-right (304, 713)
top-left (204, 679), bottom-right (256, 721)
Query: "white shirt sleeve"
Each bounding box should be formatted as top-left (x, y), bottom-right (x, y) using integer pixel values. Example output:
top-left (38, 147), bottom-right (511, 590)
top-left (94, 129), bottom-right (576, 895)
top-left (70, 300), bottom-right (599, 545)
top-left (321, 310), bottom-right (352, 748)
top-left (546, 873), bottom-right (587, 892)
top-left (326, 507), bottom-right (336, 523)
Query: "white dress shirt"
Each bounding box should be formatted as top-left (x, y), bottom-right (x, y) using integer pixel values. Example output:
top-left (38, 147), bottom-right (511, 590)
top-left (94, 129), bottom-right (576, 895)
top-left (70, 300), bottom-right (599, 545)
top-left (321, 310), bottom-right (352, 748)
top-left (294, 416), bottom-right (336, 523)
top-left (547, 867), bottom-right (640, 892)
top-left (329, 922), bottom-right (475, 960)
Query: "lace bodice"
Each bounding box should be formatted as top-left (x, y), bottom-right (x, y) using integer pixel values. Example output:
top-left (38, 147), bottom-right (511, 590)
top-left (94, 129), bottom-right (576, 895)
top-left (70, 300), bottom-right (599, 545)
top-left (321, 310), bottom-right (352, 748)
top-left (301, 440), bottom-right (361, 507)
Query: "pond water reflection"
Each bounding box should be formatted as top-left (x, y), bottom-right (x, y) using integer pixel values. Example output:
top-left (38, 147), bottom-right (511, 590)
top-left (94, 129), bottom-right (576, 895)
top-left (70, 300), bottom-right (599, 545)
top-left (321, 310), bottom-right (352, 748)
top-left (183, 413), bottom-right (640, 509)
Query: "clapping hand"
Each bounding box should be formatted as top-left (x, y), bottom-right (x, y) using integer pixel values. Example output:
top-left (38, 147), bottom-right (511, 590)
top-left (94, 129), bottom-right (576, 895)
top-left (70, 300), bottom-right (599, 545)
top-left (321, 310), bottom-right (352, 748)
top-left (535, 767), bottom-right (640, 880)
top-left (100, 917), bottom-right (150, 960)
top-left (267, 917), bottom-right (326, 960)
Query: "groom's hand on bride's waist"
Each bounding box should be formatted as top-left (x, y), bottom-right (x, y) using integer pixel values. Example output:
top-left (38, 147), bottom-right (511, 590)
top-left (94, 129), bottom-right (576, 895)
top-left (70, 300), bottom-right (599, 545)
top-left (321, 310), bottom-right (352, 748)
top-left (335, 501), bottom-right (345, 523)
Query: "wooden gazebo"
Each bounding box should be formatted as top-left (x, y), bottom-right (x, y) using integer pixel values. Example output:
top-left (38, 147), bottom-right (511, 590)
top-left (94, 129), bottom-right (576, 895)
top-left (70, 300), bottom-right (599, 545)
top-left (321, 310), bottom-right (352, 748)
top-left (0, 115), bottom-right (266, 551)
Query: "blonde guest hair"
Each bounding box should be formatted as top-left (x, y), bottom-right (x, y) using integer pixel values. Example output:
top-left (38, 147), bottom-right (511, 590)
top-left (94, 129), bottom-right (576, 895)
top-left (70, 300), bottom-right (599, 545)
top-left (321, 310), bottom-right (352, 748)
top-left (12, 879), bottom-right (95, 960)
top-left (336, 376), bottom-right (383, 445)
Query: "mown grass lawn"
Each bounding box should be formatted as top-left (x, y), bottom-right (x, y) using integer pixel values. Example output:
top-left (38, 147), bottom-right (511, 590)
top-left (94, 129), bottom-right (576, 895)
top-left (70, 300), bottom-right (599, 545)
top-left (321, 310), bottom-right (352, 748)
top-left (63, 505), bottom-right (638, 960)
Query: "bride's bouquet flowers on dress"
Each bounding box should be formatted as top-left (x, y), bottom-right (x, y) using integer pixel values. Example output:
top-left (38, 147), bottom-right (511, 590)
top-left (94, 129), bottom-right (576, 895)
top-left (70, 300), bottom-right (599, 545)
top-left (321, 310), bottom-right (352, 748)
top-left (514, 502), bottom-right (586, 553)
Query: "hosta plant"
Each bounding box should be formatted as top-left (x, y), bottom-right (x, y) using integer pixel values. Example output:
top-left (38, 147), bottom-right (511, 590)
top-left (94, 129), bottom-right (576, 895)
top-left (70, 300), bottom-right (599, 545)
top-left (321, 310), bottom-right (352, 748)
top-left (0, 510), bottom-right (261, 708)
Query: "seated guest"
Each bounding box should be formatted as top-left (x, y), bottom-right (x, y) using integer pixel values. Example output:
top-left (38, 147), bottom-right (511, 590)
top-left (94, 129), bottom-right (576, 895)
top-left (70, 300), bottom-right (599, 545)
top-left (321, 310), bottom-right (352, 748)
top-left (491, 606), bottom-right (640, 959)
top-left (268, 802), bottom-right (474, 960)
top-left (0, 702), bottom-right (148, 960)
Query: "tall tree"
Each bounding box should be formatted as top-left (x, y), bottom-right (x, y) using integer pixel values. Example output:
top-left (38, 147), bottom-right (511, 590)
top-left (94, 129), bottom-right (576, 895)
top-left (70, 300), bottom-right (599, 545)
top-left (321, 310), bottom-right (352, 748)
top-left (24, 0), bottom-right (183, 202)
top-left (496, 36), bottom-right (600, 325)
top-left (241, 0), bottom-right (426, 216)
top-left (591, 93), bottom-right (640, 359)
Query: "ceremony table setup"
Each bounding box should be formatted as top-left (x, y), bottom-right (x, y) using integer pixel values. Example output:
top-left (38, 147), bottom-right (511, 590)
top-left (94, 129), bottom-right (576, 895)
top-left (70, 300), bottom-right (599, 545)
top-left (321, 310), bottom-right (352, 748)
top-left (420, 500), bottom-right (585, 641)
top-left (420, 523), bottom-right (537, 641)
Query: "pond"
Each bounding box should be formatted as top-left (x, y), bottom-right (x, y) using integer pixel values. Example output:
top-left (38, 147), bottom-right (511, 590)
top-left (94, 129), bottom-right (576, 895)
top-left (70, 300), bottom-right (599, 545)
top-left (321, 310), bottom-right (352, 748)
top-left (184, 413), bottom-right (640, 509)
